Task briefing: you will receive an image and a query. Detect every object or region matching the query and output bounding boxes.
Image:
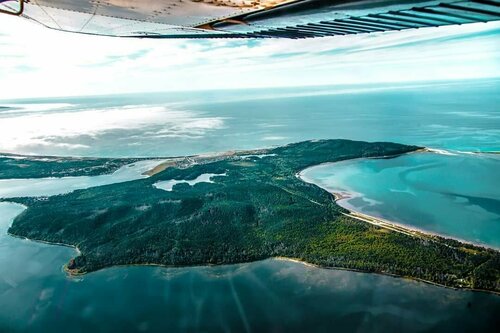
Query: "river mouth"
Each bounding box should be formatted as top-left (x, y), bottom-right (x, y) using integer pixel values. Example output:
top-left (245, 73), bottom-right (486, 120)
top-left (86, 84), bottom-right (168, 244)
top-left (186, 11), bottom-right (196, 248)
top-left (299, 150), bottom-right (500, 249)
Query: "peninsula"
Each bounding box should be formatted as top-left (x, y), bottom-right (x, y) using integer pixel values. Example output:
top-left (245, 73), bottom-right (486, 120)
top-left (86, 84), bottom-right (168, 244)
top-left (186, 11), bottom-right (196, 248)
top-left (4, 140), bottom-right (499, 292)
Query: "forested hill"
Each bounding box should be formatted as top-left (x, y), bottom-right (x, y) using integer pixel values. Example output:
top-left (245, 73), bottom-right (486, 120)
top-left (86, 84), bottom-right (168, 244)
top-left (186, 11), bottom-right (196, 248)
top-left (6, 139), bottom-right (500, 292)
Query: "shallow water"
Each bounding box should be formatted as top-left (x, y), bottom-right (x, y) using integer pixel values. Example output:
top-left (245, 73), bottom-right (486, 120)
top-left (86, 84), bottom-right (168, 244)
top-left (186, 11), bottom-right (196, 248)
top-left (0, 159), bottom-right (163, 198)
top-left (301, 152), bottom-right (500, 248)
top-left (153, 173), bottom-right (226, 192)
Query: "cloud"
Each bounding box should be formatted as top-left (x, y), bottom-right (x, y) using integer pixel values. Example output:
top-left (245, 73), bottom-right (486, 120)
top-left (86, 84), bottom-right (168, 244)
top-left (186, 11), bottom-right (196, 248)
top-left (0, 16), bottom-right (499, 99)
top-left (82, 48), bottom-right (153, 67)
top-left (13, 64), bottom-right (37, 72)
top-left (0, 105), bottom-right (225, 152)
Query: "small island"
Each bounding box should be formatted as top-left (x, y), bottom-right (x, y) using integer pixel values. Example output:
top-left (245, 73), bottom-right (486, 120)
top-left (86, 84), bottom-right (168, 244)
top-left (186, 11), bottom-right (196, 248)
top-left (4, 139), bottom-right (500, 292)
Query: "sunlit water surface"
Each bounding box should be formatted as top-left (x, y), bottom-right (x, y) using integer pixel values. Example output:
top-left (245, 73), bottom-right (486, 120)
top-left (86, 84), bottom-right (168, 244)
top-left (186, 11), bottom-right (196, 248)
top-left (0, 79), bottom-right (498, 157)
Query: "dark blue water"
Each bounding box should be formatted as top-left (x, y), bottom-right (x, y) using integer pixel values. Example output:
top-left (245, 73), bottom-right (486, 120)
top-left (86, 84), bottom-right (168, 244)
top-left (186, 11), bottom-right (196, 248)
top-left (1, 203), bottom-right (499, 333)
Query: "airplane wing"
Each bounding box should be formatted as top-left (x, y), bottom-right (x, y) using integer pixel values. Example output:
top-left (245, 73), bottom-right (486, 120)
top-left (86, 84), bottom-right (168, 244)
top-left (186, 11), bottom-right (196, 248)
top-left (1, 0), bottom-right (499, 39)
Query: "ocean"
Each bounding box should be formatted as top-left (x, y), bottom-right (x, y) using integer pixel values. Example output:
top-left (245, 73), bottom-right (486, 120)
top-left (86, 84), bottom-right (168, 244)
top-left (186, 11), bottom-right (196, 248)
top-left (1, 79), bottom-right (498, 157)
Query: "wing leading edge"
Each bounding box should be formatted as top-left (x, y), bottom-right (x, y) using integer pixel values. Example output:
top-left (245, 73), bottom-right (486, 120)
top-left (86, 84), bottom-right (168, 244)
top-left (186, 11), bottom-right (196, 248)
top-left (2, 0), bottom-right (500, 38)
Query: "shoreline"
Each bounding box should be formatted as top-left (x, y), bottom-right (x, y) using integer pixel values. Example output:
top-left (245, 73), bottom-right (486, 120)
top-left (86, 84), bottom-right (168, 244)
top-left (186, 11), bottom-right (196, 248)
top-left (297, 149), bottom-right (498, 251)
top-left (2, 145), bottom-right (499, 294)
top-left (3, 200), bottom-right (499, 296)
top-left (1, 144), bottom-right (497, 163)
top-left (273, 257), bottom-right (500, 296)
top-left (8, 216), bottom-right (499, 296)
top-left (142, 148), bottom-right (271, 176)
top-left (6, 225), bottom-right (500, 295)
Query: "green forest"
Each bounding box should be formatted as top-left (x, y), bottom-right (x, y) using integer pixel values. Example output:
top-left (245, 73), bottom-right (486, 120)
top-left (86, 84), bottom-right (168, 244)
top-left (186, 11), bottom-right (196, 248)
top-left (5, 139), bottom-right (500, 292)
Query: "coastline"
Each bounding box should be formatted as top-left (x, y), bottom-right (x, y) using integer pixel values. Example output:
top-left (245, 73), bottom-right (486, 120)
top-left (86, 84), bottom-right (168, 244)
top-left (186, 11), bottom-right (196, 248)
top-left (297, 149), bottom-right (498, 251)
top-left (273, 256), bottom-right (500, 296)
top-left (142, 147), bottom-right (270, 176)
top-left (3, 200), bottom-right (499, 295)
top-left (2, 144), bottom-right (499, 294)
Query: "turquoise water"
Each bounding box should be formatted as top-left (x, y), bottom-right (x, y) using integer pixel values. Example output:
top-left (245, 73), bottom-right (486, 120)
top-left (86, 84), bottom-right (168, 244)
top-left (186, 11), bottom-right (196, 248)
top-left (301, 152), bottom-right (500, 248)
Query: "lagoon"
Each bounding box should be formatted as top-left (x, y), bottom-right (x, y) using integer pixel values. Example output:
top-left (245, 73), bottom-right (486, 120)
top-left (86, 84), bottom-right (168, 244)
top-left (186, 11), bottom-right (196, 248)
top-left (301, 151), bottom-right (500, 248)
top-left (153, 173), bottom-right (226, 192)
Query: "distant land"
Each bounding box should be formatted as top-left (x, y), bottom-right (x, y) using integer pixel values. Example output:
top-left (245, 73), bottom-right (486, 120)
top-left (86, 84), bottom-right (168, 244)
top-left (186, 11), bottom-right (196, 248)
top-left (3, 140), bottom-right (499, 293)
top-left (0, 153), bottom-right (145, 179)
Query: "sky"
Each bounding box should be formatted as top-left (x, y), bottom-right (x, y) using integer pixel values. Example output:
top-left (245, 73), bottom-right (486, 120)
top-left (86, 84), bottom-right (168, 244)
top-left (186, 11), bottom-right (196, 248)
top-left (0, 15), bottom-right (499, 99)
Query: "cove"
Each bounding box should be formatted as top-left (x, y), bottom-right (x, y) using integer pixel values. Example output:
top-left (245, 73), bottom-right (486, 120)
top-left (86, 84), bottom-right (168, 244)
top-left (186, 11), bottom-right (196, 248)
top-left (300, 151), bottom-right (500, 248)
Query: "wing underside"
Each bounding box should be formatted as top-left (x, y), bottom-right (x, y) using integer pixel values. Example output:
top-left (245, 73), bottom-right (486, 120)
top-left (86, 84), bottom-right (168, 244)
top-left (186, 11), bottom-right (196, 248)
top-left (1, 0), bottom-right (500, 38)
